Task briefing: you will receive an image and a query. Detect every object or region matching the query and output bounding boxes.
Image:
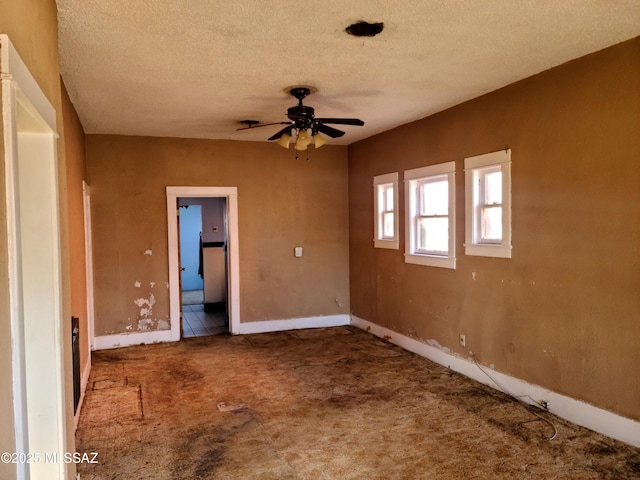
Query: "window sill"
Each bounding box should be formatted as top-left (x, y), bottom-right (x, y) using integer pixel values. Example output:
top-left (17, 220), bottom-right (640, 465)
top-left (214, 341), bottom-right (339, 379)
top-left (405, 253), bottom-right (456, 269)
top-left (374, 239), bottom-right (399, 250)
top-left (465, 243), bottom-right (512, 259)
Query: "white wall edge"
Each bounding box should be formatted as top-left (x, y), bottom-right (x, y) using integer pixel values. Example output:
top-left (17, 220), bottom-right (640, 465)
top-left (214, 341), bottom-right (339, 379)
top-left (73, 361), bottom-right (91, 430)
top-left (238, 314), bottom-right (350, 335)
top-left (93, 329), bottom-right (174, 351)
top-left (351, 315), bottom-right (640, 448)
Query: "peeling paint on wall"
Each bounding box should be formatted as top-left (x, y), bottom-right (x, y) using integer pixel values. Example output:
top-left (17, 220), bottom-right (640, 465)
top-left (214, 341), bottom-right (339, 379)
top-left (144, 249), bottom-right (153, 256)
top-left (134, 294), bottom-right (156, 309)
top-left (134, 293), bottom-right (157, 330)
top-left (150, 282), bottom-right (156, 288)
top-left (134, 281), bottom-right (141, 288)
top-left (138, 319), bottom-right (153, 330)
top-left (427, 338), bottom-right (452, 354)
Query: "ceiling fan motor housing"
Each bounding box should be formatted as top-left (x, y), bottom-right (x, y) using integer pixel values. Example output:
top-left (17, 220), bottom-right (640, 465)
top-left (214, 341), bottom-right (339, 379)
top-left (287, 105), bottom-right (315, 129)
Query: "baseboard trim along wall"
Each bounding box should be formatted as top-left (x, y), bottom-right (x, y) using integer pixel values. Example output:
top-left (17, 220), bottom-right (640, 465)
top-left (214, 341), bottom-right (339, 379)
top-left (93, 314), bottom-right (351, 350)
top-left (238, 314), bottom-right (351, 335)
top-left (93, 329), bottom-right (175, 350)
top-left (350, 315), bottom-right (640, 448)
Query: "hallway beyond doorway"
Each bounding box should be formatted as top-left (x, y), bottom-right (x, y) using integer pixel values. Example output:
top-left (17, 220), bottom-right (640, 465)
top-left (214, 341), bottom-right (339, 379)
top-left (182, 289), bottom-right (203, 305)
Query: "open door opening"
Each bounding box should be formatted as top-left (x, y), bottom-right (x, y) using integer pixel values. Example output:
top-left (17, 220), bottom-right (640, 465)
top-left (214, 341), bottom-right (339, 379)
top-left (166, 186), bottom-right (240, 339)
top-left (178, 199), bottom-right (229, 337)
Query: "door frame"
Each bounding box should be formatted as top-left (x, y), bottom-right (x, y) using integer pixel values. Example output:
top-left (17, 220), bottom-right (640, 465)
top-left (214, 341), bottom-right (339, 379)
top-left (82, 181), bottom-right (95, 351)
top-left (76, 180), bottom-right (94, 428)
top-left (166, 186), bottom-right (240, 336)
top-left (2, 34), bottom-right (68, 479)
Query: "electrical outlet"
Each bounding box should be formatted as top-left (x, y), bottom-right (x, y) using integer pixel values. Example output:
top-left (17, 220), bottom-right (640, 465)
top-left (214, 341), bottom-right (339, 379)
top-left (459, 334), bottom-right (466, 347)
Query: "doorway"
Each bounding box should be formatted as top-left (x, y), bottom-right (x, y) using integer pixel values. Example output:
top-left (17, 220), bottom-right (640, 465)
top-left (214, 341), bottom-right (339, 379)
top-left (178, 199), bottom-right (229, 337)
top-left (166, 186), bottom-right (240, 338)
top-left (179, 203), bottom-right (204, 305)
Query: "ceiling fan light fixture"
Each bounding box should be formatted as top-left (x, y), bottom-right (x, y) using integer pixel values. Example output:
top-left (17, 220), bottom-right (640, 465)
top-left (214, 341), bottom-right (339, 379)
top-left (297, 129), bottom-right (311, 148)
top-left (277, 133), bottom-right (292, 148)
top-left (313, 132), bottom-right (327, 148)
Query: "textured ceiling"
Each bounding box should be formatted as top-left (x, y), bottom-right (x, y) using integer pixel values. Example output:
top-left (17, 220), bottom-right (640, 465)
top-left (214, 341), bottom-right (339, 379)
top-left (56, 0), bottom-right (640, 145)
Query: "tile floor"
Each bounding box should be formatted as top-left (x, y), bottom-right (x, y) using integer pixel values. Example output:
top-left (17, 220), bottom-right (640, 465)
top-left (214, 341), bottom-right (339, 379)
top-left (182, 304), bottom-right (228, 337)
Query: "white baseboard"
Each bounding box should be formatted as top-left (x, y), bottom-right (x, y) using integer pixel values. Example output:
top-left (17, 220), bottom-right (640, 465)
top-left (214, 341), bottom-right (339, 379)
top-left (93, 315), bottom-right (351, 349)
top-left (351, 315), bottom-right (640, 448)
top-left (74, 361), bottom-right (92, 430)
top-left (93, 329), bottom-right (176, 350)
top-left (238, 314), bottom-right (350, 335)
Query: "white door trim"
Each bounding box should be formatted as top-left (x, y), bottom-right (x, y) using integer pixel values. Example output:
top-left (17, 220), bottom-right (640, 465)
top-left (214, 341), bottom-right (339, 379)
top-left (2, 34), bottom-right (67, 480)
top-left (76, 180), bottom-right (94, 427)
top-left (82, 181), bottom-right (95, 351)
top-left (166, 186), bottom-right (240, 336)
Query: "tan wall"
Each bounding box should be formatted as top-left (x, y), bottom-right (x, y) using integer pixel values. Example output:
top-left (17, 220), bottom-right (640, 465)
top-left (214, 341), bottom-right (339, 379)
top-left (0, 0), bottom-right (75, 477)
top-left (86, 136), bottom-right (350, 335)
top-left (348, 37), bottom-right (640, 421)
top-left (61, 81), bottom-right (90, 392)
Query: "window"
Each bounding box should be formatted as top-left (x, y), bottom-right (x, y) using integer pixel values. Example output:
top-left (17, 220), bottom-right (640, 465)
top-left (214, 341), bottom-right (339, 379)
top-left (404, 162), bottom-right (456, 268)
top-left (465, 149), bottom-right (512, 258)
top-left (373, 172), bottom-right (399, 249)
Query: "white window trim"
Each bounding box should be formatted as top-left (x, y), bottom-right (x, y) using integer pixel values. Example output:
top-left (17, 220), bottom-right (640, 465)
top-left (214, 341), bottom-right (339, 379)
top-left (404, 161), bottom-right (456, 269)
top-left (464, 149), bottom-right (512, 258)
top-left (373, 172), bottom-right (399, 249)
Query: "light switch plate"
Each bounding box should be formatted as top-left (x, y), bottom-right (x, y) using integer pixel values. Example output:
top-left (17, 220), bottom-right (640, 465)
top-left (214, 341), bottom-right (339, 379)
top-left (294, 246), bottom-right (303, 257)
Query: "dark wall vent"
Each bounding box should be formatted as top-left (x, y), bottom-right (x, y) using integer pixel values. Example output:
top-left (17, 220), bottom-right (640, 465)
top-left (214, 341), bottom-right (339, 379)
top-left (346, 21), bottom-right (384, 37)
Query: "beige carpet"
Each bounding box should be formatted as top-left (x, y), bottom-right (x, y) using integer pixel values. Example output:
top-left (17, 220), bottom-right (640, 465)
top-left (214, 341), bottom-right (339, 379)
top-left (76, 327), bottom-right (640, 479)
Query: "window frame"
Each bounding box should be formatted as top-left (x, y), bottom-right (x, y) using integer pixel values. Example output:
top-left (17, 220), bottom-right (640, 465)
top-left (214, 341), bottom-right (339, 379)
top-left (404, 161), bottom-right (456, 269)
top-left (373, 172), bottom-right (399, 249)
top-left (464, 149), bottom-right (512, 258)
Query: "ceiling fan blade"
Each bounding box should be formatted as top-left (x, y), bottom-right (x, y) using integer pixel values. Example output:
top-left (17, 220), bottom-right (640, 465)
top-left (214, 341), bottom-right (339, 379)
top-left (315, 118), bottom-right (364, 126)
top-left (315, 123), bottom-right (345, 138)
top-left (268, 125), bottom-right (295, 141)
top-left (237, 121), bottom-right (291, 131)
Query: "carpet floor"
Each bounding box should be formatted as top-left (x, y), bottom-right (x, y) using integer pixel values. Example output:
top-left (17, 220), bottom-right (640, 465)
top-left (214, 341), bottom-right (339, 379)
top-left (76, 326), bottom-right (640, 479)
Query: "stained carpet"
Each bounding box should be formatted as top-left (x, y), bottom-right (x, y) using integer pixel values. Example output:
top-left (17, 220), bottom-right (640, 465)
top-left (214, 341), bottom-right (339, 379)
top-left (76, 326), bottom-right (640, 479)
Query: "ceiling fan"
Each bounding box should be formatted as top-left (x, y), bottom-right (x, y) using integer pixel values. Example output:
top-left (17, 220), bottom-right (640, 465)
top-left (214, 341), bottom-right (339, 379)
top-left (238, 87), bottom-right (365, 150)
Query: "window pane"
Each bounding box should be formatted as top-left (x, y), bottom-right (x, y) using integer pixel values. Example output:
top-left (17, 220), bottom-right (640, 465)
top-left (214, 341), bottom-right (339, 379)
top-left (378, 186), bottom-right (385, 212)
top-left (417, 217), bottom-right (448, 254)
top-left (481, 206), bottom-right (502, 241)
top-left (484, 171), bottom-right (502, 204)
top-left (420, 180), bottom-right (448, 215)
top-left (385, 185), bottom-right (394, 210)
top-left (383, 212), bottom-right (394, 238)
